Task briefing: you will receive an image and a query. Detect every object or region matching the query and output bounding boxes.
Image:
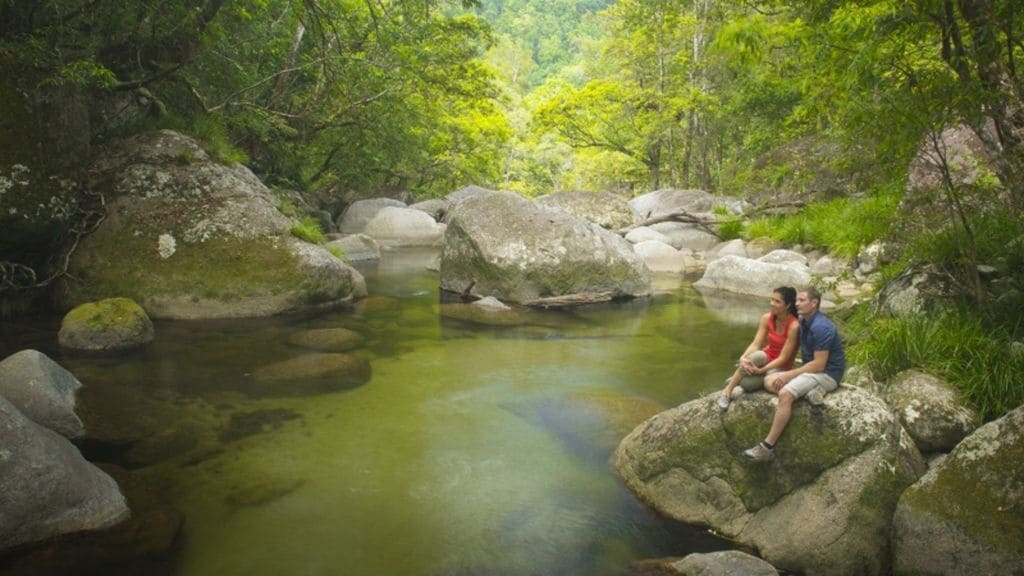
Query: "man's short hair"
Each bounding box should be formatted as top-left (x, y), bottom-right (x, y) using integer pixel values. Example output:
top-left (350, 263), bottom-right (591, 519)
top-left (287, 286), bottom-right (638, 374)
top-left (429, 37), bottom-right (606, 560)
top-left (800, 285), bottom-right (822, 305)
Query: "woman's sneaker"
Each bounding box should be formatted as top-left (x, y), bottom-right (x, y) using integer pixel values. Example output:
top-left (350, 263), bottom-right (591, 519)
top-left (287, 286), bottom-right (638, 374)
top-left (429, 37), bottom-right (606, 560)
top-left (744, 442), bottom-right (775, 462)
top-left (717, 393), bottom-right (731, 410)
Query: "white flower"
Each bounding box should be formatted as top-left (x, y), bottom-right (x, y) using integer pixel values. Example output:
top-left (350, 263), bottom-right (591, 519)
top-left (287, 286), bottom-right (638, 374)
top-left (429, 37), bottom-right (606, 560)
top-left (158, 233), bottom-right (177, 259)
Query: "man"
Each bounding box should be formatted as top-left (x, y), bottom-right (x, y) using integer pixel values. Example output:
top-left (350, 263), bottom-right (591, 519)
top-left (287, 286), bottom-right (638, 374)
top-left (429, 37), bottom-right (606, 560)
top-left (744, 285), bottom-right (845, 462)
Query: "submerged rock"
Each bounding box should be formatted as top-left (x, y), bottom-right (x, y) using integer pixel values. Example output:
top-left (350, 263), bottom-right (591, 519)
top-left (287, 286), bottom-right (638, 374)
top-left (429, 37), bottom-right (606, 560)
top-left (249, 353), bottom-right (372, 396)
top-left (614, 387), bottom-right (926, 576)
top-left (287, 327), bottom-right (365, 352)
top-left (58, 297), bottom-right (154, 352)
top-left (0, 349), bottom-right (84, 438)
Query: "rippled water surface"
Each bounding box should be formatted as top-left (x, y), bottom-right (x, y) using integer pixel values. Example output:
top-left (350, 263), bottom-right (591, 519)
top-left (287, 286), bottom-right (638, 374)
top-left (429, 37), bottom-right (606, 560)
top-left (1, 249), bottom-right (767, 576)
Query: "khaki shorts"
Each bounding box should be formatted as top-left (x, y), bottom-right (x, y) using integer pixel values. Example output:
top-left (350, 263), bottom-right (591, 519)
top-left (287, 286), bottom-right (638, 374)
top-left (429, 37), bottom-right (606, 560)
top-left (783, 372), bottom-right (838, 398)
top-left (730, 350), bottom-right (782, 392)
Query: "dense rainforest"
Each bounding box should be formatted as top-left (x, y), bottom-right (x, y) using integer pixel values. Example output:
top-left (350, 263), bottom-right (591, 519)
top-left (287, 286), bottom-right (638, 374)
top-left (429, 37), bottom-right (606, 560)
top-left (1, 0), bottom-right (1022, 417)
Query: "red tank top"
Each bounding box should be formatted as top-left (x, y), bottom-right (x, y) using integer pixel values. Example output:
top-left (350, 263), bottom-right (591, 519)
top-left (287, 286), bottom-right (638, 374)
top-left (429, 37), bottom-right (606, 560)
top-left (764, 314), bottom-right (798, 369)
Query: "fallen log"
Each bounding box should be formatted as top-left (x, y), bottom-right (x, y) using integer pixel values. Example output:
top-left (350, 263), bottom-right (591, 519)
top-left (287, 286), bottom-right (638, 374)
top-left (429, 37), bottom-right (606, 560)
top-left (521, 291), bottom-right (616, 308)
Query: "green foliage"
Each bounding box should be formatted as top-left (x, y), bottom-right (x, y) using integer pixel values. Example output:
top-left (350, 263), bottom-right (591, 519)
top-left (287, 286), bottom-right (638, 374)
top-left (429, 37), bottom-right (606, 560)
top-left (848, 311), bottom-right (1024, 421)
top-left (743, 194), bottom-right (900, 258)
top-left (277, 198), bottom-right (299, 218)
top-left (327, 245), bottom-right (348, 262)
top-left (188, 116), bottom-right (249, 165)
top-left (290, 217), bottom-right (325, 244)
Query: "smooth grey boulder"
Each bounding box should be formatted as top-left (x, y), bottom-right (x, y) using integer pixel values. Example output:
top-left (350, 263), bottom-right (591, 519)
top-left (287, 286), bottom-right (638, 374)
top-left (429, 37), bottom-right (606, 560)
top-left (535, 189), bottom-right (633, 230)
top-left (885, 370), bottom-right (981, 453)
top-left (408, 198), bottom-right (448, 220)
top-left (614, 387), bottom-right (926, 576)
top-left (0, 349), bottom-right (84, 438)
top-left (709, 238), bottom-right (748, 260)
top-left (628, 189), bottom-right (717, 222)
top-left (440, 190), bottom-right (651, 305)
top-left (757, 249), bottom-right (808, 266)
top-left (673, 550), bottom-right (779, 575)
top-left (0, 394), bottom-right (129, 552)
top-left (58, 297), bottom-right (154, 352)
top-left (649, 222), bottom-right (720, 252)
top-left (625, 226), bottom-right (673, 245)
top-left (336, 197), bottom-right (406, 234)
top-left (326, 233), bottom-right (381, 262)
top-left (893, 405), bottom-right (1024, 576)
top-left (694, 255), bottom-right (810, 298)
top-left (633, 240), bottom-right (693, 274)
top-left (361, 206), bottom-right (446, 247)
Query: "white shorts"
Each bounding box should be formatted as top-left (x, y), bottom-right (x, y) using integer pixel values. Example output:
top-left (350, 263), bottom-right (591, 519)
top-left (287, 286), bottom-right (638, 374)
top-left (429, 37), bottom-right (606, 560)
top-left (783, 372), bottom-right (838, 398)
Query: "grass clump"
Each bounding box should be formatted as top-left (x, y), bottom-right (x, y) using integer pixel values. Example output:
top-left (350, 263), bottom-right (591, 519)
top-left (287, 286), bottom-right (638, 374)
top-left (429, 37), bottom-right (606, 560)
top-left (743, 193), bottom-right (900, 258)
top-left (290, 217), bottom-right (325, 244)
top-left (327, 245), bottom-right (348, 261)
top-left (712, 204), bottom-right (743, 240)
top-left (847, 309), bottom-right (1024, 421)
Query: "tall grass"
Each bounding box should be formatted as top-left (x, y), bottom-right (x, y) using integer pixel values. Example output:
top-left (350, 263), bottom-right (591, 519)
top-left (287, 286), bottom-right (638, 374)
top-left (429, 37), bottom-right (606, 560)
top-left (743, 194), bottom-right (900, 258)
top-left (290, 217), bottom-right (325, 244)
top-left (848, 310), bottom-right (1024, 421)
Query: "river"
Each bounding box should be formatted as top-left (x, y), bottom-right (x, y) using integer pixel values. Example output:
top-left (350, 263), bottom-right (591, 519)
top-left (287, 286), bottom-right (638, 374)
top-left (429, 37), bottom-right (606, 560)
top-left (0, 248), bottom-right (767, 576)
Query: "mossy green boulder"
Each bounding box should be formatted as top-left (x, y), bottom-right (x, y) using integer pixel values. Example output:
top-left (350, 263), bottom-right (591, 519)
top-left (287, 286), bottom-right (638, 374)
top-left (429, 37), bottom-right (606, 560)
top-left (613, 387), bottom-right (926, 576)
top-left (59, 297), bottom-right (154, 352)
top-left (893, 405), bottom-right (1024, 575)
top-left (65, 130), bottom-right (366, 319)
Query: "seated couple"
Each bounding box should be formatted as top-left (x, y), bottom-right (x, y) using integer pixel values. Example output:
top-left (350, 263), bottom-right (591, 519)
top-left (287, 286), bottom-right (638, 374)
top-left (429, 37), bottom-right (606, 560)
top-left (717, 285), bottom-right (846, 462)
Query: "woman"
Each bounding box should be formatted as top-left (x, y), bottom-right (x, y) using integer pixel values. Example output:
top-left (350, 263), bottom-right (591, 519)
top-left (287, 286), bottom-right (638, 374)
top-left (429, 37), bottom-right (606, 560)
top-left (717, 286), bottom-right (799, 409)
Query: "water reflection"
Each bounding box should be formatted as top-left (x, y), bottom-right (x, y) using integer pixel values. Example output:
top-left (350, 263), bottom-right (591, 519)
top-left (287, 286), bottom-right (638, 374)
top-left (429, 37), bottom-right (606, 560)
top-left (0, 249), bottom-right (755, 576)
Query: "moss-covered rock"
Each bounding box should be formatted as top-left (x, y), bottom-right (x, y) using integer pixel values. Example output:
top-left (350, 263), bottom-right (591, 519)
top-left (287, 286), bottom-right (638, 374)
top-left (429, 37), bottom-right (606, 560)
top-left (440, 190), bottom-right (650, 305)
top-left (893, 405), bottom-right (1024, 575)
top-left (613, 387), bottom-right (926, 576)
top-left (58, 297), bottom-right (154, 352)
top-left (885, 369), bottom-right (981, 453)
top-left (65, 130), bottom-right (366, 319)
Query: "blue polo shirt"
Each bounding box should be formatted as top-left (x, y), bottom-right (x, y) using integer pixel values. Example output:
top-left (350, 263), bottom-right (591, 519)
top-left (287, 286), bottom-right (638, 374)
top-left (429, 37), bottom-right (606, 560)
top-left (800, 311), bottom-right (846, 384)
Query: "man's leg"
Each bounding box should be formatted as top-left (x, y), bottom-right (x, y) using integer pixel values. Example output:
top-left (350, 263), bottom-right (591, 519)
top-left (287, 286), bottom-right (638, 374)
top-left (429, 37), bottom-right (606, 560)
top-left (764, 388), bottom-right (796, 446)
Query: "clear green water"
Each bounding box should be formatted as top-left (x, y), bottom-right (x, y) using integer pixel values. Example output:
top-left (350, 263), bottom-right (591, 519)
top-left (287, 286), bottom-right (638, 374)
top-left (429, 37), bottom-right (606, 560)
top-left (1, 249), bottom-right (767, 576)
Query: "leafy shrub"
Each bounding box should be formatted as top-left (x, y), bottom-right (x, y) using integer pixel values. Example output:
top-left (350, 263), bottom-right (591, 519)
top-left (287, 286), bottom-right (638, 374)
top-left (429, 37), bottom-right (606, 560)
top-left (290, 217), bottom-right (325, 244)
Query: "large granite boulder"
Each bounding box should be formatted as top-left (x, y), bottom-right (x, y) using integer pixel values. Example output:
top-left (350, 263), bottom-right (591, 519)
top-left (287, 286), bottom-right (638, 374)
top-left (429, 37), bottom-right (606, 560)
top-left (693, 255), bottom-right (810, 298)
top-left (58, 297), bottom-right (154, 352)
top-left (633, 241), bottom-right (695, 275)
top-left (0, 349), bottom-right (84, 438)
top-left (628, 189), bottom-right (717, 222)
top-left (872, 264), bottom-right (958, 317)
top-left (336, 197), bottom-right (406, 234)
top-left (893, 405), bottom-right (1024, 575)
top-left (614, 387), bottom-right (926, 576)
top-left (66, 130), bottom-right (366, 319)
top-left (440, 190), bottom-right (651, 305)
top-left (326, 233), bottom-right (380, 262)
top-left (649, 222), bottom-right (720, 252)
top-left (0, 394), bottom-right (129, 552)
top-left (361, 206), bottom-right (445, 247)
top-left (885, 370), bottom-right (981, 453)
top-left (535, 189), bottom-right (633, 230)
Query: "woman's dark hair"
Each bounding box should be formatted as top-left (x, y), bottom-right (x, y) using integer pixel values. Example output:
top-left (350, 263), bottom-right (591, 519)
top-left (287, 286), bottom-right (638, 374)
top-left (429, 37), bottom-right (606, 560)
top-left (774, 286), bottom-right (798, 316)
